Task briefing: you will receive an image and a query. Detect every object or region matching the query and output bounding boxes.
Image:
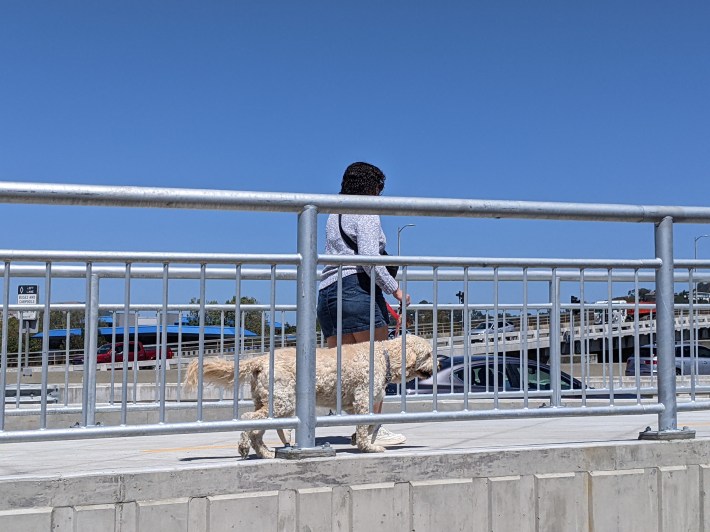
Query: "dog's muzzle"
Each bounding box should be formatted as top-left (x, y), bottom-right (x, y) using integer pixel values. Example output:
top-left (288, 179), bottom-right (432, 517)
top-left (415, 360), bottom-right (438, 380)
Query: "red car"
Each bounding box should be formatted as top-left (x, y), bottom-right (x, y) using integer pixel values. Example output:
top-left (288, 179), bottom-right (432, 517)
top-left (73, 341), bottom-right (174, 365)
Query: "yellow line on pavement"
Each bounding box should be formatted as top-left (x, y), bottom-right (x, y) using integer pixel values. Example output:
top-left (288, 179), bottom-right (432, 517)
top-left (141, 440), bottom-right (284, 453)
top-left (678, 420), bottom-right (710, 427)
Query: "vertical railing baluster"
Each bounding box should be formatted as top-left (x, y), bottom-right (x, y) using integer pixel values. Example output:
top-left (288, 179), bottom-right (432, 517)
top-left (0, 261), bottom-right (10, 430)
top-left (121, 263), bottom-right (131, 424)
top-left (159, 262), bottom-right (169, 423)
top-left (233, 264), bottom-right (242, 420)
top-left (463, 267), bottom-right (470, 410)
top-left (606, 269), bottom-right (615, 404)
top-left (268, 264), bottom-right (276, 418)
top-left (40, 262), bottom-right (52, 428)
top-left (64, 311), bottom-right (71, 407)
top-left (522, 267), bottom-right (529, 408)
top-left (197, 263), bottom-right (206, 421)
top-left (81, 262), bottom-right (93, 427)
top-left (400, 265), bottom-right (408, 412)
top-left (549, 268), bottom-right (562, 407)
top-left (84, 274), bottom-right (99, 427)
top-left (432, 266), bottom-right (439, 410)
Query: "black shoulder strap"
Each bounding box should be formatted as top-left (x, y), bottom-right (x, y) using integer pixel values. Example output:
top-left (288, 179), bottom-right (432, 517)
top-left (338, 214), bottom-right (358, 254)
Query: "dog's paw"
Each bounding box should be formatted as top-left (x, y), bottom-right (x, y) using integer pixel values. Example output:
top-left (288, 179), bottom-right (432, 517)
top-left (257, 448), bottom-right (275, 459)
top-left (238, 433), bottom-right (251, 459)
top-left (359, 444), bottom-right (386, 453)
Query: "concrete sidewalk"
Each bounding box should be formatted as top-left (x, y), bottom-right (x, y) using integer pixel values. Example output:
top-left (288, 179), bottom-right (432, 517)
top-left (2, 409), bottom-right (710, 480)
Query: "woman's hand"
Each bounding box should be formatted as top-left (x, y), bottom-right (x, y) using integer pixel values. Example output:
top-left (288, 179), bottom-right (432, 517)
top-left (393, 288), bottom-right (411, 306)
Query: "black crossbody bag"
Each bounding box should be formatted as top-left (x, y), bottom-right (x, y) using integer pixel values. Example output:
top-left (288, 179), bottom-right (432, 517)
top-left (338, 215), bottom-right (399, 282)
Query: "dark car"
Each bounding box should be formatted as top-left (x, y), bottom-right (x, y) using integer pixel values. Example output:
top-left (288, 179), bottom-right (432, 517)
top-left (625, 343), bottom-right (710, 376)
top-left (387, 355), bottom-right (633, 398)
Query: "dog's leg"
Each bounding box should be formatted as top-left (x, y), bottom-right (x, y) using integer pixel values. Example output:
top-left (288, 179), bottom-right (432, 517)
top-left (272, 380), bottom-right (296, 448)
top-left (277, 429), bottom-right (292, 446)
top-left (354, 423), bottom-right (385, 453)
top-left (238, 431), bottom-right (251, 459)
top-left (351, 395), bottom-right (385, 453)
top-left (243, 409), bottom-right (275, 459)
top-left (237, 408), bottom-right (276, 459)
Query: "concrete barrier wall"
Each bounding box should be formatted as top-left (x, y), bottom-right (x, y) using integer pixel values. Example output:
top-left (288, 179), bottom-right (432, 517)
top-left (1, 438), bottom-right (709, 531)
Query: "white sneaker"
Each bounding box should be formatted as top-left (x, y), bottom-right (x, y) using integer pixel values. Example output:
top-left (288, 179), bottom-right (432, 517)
top-left (350, 425), bottom-right (407, 446)
top-left (350, 425), bottom-right (375, 446)
top-left (370, 426), bottom-right (407, 446)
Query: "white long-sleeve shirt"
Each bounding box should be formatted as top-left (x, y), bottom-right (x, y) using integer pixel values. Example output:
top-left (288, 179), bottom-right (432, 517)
top-left (319, 213), bottom-right (398, 294)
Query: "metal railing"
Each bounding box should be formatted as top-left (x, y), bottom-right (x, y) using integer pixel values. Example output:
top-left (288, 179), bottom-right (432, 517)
top-left (1, 181), bottom-right (710, 448)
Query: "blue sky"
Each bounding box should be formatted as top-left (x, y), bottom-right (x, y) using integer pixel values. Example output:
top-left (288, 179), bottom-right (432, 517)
top-left (1, 2), bottom-right (709, 310)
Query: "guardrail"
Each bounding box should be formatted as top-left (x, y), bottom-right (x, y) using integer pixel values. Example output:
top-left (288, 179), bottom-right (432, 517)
top-left (1, 182), bottom-right (710, 450)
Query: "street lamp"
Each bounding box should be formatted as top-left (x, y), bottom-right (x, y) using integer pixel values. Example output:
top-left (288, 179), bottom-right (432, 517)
top-left (693, 235), bottom-right (710, 303)
top-left (694, 234), bottom-right (710, 260)
top-left (397, 224), bottom-right (416, 255)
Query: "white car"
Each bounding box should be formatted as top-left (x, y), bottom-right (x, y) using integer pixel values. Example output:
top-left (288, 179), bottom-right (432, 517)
top-left (469, 320), bottom-right (515, 341)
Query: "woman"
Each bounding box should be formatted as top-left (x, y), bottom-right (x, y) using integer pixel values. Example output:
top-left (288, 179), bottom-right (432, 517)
top-left (317, 161), bottom-right (411, 446)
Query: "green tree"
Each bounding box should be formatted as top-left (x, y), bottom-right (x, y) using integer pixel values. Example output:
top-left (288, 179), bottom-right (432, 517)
top-left (0, 309), bottom-right (86, 366)
top-left (185, 296), bottom-right (264, 335)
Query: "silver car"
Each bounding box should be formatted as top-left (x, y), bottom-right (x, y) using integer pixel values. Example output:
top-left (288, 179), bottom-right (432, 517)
top-left (469, 321), bottom-right (515, 342)
top-left (625, 343), bottom-right (710, 376)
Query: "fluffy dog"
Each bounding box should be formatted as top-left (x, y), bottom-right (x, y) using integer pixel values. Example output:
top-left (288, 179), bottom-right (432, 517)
top-left (184, 335), bottom-right (435, 459)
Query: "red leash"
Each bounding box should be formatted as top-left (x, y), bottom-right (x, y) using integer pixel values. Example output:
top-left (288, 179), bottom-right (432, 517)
top-left (386, 302), bottom-right (402, 337)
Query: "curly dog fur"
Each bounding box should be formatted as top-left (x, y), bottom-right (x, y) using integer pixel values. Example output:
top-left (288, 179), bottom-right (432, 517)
top-left (184, 335), bottom-right (435, 459)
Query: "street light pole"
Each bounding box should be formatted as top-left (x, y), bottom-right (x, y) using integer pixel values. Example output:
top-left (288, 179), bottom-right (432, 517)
top-left (693, 234), bottom-right (709, 303)
top-left (397, 224), bottom-right (416, 255)
top-left (694, 234), bottom-right (710, 260)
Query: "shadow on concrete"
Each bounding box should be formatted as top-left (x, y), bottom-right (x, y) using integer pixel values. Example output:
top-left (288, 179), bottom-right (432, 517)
top-left (179, 455), bottom-right (237, 462)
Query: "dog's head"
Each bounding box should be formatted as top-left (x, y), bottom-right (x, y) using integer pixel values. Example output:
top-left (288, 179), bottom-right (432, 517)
top-left (399, 335), bottom-right (437, 381)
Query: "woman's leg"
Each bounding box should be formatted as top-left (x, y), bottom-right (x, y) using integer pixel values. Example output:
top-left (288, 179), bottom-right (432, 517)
top-left (326, 325), bottom-right (388, 411)
top-left (350, 325), bottom-right (388, 345)
top-left (326, 325), bottom-right (387, 348)
top-left (346, 327), bottom-right (389, 413)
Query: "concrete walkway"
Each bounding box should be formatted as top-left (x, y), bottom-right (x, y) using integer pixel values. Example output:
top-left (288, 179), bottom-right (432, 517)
top-left (2, 409), bottom-right (710, 481)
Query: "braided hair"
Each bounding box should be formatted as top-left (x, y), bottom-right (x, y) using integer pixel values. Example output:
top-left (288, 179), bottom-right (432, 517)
top-left (339, 162), bottom-right (386, 196)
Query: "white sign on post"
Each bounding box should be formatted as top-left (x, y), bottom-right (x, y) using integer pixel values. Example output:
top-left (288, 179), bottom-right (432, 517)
top-left (18, 285), bottom-right (38, 321)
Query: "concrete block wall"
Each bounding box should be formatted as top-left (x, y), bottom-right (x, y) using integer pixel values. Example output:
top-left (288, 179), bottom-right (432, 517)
top-left (1, 440), bottom-right (709, 531)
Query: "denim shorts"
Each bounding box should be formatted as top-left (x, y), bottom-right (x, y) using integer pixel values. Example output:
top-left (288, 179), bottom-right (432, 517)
top-left (317, 273), bottom-right (390, 339)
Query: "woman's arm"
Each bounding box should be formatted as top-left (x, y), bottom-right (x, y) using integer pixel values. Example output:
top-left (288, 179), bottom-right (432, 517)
top-left (354, 215), bottom-right (399, 295)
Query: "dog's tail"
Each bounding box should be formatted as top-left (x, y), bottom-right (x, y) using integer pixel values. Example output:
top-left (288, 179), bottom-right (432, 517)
top-left (184, 357), bottom-right (259, 391)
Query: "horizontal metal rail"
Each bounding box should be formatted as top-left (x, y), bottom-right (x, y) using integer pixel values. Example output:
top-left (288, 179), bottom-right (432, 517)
top-left (0, 250), bottom-right (301, 264)
top-left (315, 404), bottom-right (665, 427)
top-left (2, 181), bottom-right (710, 222)
top-left (4, 262), bottom-right (710, 283)
top-left (320, 255), bottom-right (663, 269)
top-left (3, 398), bottom-right (251, 417)
top-left (0, 417), bottom-right (299, 444)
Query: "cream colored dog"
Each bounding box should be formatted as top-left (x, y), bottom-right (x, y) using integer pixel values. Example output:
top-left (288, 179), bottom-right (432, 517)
top-left (184, 335), bottom-right (435, 459)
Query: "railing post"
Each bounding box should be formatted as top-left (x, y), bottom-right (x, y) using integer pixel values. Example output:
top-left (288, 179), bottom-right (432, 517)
top-left (656, 216), bottom-right (677, 431)
top-left (640, 216), bottom-right (694, 440)
top-left (279, 205), bottom-right (335, 458)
